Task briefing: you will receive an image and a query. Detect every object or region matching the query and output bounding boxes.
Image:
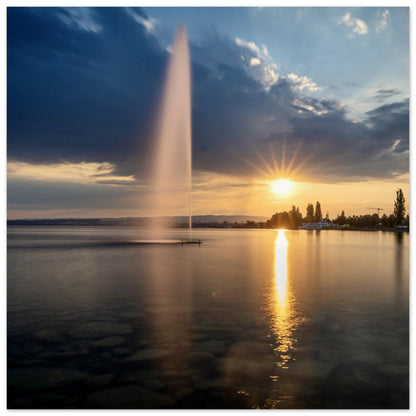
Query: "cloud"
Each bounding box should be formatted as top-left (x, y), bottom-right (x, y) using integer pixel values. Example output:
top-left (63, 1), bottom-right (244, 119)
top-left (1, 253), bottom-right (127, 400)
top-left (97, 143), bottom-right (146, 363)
top-left (376, 9), bottom-right (390, 33)
top-left (338, 12), bottom-right (368, 36)
top-left (234, 37), bottom-right (320, 93)
top-left (57, 7), bottom-right (102, 33)
top-left (8, 178), bottom-right (137, 211)
top-left (250, 57), bottom-right (261, 67)
top-left (286, 73), bottom-right (320, 92)
top-left (7, 6), bottom-right (408, 191)
top-left (7, 7), bottom-right (167, 178)
top-left (235, 37), bottom-right (279, 91)
top-left (371, 88), bottom-right (400, 102)
top-left (125, 7), bottom-right (158, 33)
top-left (7, 161), bottom-right (136, 185)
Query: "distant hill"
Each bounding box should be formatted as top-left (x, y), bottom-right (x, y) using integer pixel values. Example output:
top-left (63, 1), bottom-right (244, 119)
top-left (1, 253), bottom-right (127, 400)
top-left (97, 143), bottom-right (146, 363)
top-left (7, 215), bottom-right (268, 226)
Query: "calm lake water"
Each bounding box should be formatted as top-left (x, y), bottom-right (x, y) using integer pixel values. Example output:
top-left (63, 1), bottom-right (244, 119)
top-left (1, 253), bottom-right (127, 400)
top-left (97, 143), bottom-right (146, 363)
top-left (7, 226), bottom-right (409, 409)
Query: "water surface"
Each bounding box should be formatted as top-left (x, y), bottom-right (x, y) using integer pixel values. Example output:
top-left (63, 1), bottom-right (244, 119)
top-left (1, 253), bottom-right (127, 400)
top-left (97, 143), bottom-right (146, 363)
top-left (7, 227), bottom-right (409, 408)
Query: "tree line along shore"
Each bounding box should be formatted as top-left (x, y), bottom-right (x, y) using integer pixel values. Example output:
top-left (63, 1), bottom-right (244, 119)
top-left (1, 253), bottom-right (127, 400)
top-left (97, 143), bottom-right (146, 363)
top-left (7, 189), bottom-right (407, 231)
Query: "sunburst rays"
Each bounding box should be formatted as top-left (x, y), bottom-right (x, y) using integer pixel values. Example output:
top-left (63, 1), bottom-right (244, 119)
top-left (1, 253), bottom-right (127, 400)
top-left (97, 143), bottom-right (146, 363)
top-left (242, 138), bottom-right (319, 184)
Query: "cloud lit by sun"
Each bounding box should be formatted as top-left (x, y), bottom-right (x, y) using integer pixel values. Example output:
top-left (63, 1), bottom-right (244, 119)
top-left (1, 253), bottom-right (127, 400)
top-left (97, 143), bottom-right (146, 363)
top-left (271, 179), bottom-right (293, 195)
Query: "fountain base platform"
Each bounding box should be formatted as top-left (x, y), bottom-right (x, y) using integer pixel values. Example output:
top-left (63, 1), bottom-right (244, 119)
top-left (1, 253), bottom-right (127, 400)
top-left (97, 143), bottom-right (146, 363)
top-left (128, 239), bottom-right (202, 245)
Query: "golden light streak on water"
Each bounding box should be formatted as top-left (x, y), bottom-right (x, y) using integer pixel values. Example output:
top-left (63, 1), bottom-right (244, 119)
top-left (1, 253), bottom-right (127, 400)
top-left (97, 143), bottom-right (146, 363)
top-left (271, 230), bottom-right (298, 369)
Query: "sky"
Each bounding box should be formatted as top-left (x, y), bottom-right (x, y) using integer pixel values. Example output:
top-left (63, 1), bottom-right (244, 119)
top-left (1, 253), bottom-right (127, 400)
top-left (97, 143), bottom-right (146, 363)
top-left (7, 6), bottom-right (409, 219)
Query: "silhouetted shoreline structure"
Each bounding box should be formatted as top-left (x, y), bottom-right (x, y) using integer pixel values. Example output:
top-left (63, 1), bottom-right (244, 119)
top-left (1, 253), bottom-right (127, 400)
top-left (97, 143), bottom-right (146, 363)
top-left (8, 189), bottom-right (408, 232)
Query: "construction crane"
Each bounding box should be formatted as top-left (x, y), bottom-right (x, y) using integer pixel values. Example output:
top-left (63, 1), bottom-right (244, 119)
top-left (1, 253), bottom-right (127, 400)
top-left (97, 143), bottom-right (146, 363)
top-left (367, 207), bottom-right (384, 216)
top-left (367, 207), bottom-right (384, 226)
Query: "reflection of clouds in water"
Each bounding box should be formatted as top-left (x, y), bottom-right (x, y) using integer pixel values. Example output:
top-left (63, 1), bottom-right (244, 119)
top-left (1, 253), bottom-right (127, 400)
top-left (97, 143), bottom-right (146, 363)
top-left (270, 230), bottom-right (301, 368)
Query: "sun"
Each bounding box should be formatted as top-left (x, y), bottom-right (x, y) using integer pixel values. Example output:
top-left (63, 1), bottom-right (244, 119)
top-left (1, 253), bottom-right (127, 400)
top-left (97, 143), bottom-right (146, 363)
top-left (271, 179), bottom-right (293, 195)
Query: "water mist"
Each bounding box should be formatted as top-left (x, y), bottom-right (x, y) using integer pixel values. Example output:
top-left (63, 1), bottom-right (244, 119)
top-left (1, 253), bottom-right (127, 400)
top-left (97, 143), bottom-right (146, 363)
top-left (152, 25), bottom-right (192, 239)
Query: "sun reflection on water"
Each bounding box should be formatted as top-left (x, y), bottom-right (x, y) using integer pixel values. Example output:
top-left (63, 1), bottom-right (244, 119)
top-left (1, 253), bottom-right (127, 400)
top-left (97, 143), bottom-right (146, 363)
top-left (271, 230), bottom-right (298, 368)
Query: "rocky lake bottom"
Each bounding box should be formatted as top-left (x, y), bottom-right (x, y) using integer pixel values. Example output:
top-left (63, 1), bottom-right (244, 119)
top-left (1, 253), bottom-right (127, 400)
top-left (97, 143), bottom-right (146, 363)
top-left (8, 300), bottom-right (409, 409)
top-left (7, 227), bottom-right (409, 408)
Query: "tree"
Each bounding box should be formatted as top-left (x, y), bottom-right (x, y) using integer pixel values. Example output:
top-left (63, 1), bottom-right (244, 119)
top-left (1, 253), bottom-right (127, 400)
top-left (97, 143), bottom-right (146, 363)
top-left (267, 207), bottom-right (303, 229)
top-left (381, 213), bottom-right (389, 228)
top-left (335, 210), bottom-right (346, 225)
top-left (394, 188), bottom-right (406, 225)
top-left (290, 205), bottom-right (302, 228)
top-left (306, 203), bottom-right (314, 223)
top-left (315, 201), bottom-right (322, 222)
top-left (290, 205), bottom-right (297, 228)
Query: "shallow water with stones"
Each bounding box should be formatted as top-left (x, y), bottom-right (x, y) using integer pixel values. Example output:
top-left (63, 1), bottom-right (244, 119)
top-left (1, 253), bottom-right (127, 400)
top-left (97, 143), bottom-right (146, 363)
top-left (8, 226), bottom-right (409, 408)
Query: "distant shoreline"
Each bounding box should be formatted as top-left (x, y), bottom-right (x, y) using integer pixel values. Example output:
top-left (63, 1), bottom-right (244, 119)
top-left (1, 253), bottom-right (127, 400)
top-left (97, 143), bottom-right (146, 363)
top-left (7, 219), bottom-right (408, 233)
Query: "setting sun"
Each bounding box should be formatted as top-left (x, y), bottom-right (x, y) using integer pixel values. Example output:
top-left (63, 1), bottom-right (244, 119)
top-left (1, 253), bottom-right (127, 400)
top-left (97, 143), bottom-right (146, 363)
top-left (272, 179), bottom-right (293, 195)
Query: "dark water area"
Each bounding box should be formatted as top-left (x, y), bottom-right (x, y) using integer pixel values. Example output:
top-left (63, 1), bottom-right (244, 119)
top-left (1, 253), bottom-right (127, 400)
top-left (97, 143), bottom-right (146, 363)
top-left (7, 226), bottom-right (409, 409)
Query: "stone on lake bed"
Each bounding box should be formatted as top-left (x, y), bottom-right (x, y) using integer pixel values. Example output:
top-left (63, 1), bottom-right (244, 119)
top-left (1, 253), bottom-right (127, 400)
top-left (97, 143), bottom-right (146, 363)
top-left (190, 350), bottom-right (215, 364)
top-left (118, 369), bottom-right (160, 384)
top-left (141, 378), bottom-right (165, 392)
top-left (23, 342), bottom-right (43, 354)
top-left (69, 321), bottom-right (132, 338)
top-left (91, 336), bottom-right (126, 348)
top-left (124, 349), bottom-right (171, 363)
top-left (197, 340), bottom-right (227, 355)
top-left (379, 363), bottom-right (408, 377)
top-left (194, 377), bottom-right (224, 391)
top-left (34, 330), bottom-right (64, 343)
top-left (85, 385), bottom-right (173, 408)
top-left (86, 373), bottom-right (115, 387)
top-left (118, 311), bottom-right (145, 320)
top-left (114, 347), bottom-right (132, 355)
top-left (8, 367), bottom-right (88, 392)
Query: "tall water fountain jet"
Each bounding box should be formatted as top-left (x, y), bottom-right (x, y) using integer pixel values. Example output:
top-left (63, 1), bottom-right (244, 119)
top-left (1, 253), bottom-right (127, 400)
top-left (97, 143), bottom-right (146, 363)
top-left (152, 25), bottom-right (193, 239)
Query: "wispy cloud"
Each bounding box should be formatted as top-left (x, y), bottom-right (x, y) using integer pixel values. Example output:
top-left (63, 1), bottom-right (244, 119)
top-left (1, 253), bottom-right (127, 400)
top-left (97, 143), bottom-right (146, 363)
top-left (372, 88), bottom-right (400, 102)
top-left (7, 161), bottom-right (136, 186)
top-left (376, 9), bottom-right (390, 33)
top-left (57, 8), bottom-right (102, 34)
top-left (125, 7), bottom-right (158, 33)
top-left (338, 12), bottom-right (368, 36)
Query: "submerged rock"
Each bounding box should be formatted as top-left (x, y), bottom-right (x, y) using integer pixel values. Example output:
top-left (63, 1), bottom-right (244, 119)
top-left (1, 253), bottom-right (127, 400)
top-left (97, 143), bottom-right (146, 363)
top-left (9, 397), bottom-right (34, 408)
top-left (85, 373), bottom-right (115, 387)
top-left (34, 330), bottom-right (64, 344)
top-left (118, 369), bottom-right (161, 385)
top-left (91, 336), bottom-right (126, 348)
top-left (123, 349), bottom-right (171, 363)
top-left (118, 311), bottom-right (145, 320)
top-left (141, 378), bottom-right (165, 392)
top-left (113, 347), bottom-right (132, 356)
top-left (23, 342), bottom-right (43, 354)
top-left (190, 350), bottom-right (215, 364)
top-left (8, 367), bottom-right (87, 392)
top-left (193, 377), bottom-right (224, 391)
top-left (197, 340), bottom-right (227, 355)
top-left (85, 385), bottom-right (173, 408)
top-left (69, 322), bottom-right (132, 339)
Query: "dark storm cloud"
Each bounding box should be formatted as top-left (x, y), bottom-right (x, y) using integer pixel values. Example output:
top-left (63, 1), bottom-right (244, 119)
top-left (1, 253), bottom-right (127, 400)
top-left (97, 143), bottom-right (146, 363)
top-left (7, 7), bottom-right (409, 183)
top-left (8, 7), bottom-right (166, 175)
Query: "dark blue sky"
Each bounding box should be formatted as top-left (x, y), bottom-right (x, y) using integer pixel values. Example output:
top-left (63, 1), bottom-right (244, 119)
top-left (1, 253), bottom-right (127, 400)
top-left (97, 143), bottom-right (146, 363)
top-left (7, 7), bottom-right (409, 218)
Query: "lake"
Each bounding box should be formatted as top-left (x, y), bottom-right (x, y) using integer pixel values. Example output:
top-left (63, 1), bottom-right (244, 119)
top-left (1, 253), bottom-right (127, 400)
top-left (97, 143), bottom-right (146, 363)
top-left (7, 226), bottom-right (409, 409)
